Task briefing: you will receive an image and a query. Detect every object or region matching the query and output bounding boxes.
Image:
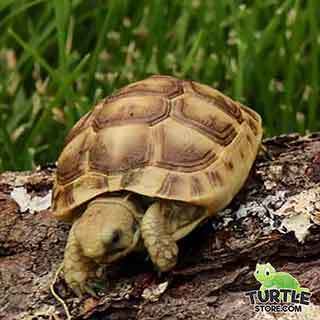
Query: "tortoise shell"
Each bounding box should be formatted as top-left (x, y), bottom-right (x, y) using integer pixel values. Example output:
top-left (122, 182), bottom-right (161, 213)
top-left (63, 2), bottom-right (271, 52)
top-left (52, 75), bottom-right (262, 220)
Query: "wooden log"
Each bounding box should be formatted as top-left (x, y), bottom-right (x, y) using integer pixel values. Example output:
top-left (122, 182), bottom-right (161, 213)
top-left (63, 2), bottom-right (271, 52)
top-left (1, 133), bottom-right (320, 320)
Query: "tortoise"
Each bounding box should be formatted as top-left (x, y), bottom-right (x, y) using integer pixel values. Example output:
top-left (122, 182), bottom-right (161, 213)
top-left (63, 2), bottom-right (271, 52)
top-left (52, 75), bottom-right (263, 296)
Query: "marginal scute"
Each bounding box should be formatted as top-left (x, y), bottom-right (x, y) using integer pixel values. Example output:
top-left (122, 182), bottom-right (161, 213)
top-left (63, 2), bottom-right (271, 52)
top-left (247, 118), bottom-right (259, 136)
top-left (240, 103), bottom-right (260, 122)
top-left (62, 184), bottom-right (75, 208)
top-left (51, 187), bottom-right (60, 211)
top-left (190, 176), bottom-right (204, 197)
top-left (206, 170), bottom-right (223, 187)
top-left (79, 175), bottom-right (108, 190)
top-left (225, 160), bottom-right (234, 170)
top-left (157, 173), bottom-right (185, 198)
top-left (246, 133), bottom-right (253, 146)
top-left (64, 111), bottom-right (93, 145)
top-left (239, 103), bottom-right (261, 136)
top-left (120, 169), bottom-right (144, 188)
top-left (57, 130), bottom-right (92, 185)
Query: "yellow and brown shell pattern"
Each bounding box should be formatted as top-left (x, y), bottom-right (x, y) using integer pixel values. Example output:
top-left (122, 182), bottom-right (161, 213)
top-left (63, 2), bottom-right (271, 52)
top-left (52, 75), bottom-right (262, 221)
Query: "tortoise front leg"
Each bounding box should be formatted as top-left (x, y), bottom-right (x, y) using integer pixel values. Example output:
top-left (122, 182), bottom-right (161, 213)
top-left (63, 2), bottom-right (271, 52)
top-left (141, 201), bottom-right (178, 272)
top-left (63, 221), bottom-right (98, 297)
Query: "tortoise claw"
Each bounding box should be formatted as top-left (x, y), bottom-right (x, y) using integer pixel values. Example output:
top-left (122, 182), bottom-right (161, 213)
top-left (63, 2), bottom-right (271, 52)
top-left (68, 280), bottom-right (99, 298)
top-left (64, 265), bottom-right (99, 297)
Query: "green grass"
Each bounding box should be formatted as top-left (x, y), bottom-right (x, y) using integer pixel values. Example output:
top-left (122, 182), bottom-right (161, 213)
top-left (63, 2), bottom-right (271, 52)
top-left (0, 0), bottom-right (319, 171)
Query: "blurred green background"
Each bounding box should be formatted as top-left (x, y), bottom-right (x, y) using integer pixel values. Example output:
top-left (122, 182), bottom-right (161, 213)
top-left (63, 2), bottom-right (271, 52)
top-left (0, 0), bottom-right (319, 171)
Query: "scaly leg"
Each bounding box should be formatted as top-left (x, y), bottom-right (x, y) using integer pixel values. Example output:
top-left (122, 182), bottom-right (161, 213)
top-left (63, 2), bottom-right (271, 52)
top-left (63, 221), bottom-right (98, 297)
top-left (141, 201), bottom-right (178, 272)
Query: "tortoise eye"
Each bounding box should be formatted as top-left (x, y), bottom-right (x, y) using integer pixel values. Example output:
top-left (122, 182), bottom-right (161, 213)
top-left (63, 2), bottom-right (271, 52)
top-left (111, 229), bottom-right (122, 244)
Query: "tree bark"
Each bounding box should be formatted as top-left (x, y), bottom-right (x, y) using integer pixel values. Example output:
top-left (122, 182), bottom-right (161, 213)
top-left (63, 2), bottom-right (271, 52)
top-left (1, 133), bottom-right (320, 320)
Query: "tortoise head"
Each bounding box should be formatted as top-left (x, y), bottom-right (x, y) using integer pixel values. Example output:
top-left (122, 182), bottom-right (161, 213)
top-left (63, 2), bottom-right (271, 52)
top-left (74, 196), bottom-right (141, 264)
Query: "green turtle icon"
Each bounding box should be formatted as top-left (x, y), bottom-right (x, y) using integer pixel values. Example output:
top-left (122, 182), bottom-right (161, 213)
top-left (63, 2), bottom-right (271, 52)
top-left (254, 262), bottom-right (309, 301)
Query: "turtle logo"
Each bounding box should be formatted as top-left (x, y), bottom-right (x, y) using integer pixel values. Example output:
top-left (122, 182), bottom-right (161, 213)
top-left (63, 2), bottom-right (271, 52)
top-left (245, 263), bottom-right (311, 313)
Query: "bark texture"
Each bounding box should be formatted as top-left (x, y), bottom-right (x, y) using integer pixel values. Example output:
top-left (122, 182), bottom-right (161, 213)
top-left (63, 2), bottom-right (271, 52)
top-left (1, 133), bottom-right (320, 320)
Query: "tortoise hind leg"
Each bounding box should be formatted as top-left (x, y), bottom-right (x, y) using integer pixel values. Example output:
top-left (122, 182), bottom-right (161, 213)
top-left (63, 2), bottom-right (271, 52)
top-left (141, 201), bottom-right (178, 272)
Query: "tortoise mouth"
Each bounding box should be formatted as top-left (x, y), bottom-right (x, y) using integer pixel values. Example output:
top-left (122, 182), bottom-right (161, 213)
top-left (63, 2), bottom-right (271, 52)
top-left (94, 228), bottom-right (141, 265)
